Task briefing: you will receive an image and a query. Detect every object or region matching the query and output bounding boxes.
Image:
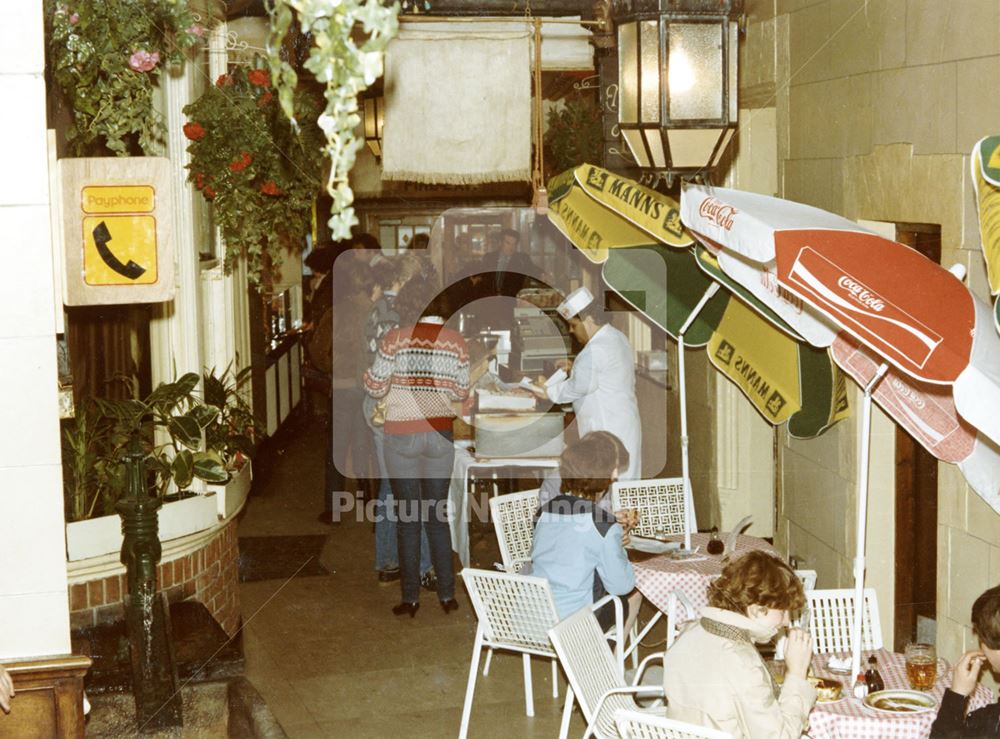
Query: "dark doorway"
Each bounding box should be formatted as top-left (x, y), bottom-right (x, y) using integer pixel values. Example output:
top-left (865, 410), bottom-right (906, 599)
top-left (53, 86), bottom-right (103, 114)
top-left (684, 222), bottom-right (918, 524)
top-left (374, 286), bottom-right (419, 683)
top-left (892, 222), bottom-right (941, 651)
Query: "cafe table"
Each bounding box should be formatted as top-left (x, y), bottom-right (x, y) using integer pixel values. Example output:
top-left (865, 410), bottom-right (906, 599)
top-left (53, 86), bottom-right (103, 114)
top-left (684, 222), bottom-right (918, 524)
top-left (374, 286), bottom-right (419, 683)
top-left (629, 531), bottom-right (778, 617)
top-left (805, 648), bottom-right (993, 739)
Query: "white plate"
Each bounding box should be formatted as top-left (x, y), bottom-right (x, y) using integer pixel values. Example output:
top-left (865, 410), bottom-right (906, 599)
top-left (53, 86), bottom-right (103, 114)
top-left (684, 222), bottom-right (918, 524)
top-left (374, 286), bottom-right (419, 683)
top-left (627, 537), bottom-right (681, 554)
top-left (863, 689), bottom-right (937, 715)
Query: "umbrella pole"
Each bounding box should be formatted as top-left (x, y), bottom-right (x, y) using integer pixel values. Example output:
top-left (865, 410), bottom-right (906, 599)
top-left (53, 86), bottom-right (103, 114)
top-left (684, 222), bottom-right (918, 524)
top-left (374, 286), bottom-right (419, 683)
top-left (677, 283), bottom-right (721, 551)
top-left (851, 362), bottom-right (889, 681)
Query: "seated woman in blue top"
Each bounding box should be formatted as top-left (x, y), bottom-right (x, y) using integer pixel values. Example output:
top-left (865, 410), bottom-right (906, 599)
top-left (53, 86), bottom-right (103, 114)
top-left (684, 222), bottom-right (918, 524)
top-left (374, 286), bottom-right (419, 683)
top-left (530, 434), bottom-right (636, 631)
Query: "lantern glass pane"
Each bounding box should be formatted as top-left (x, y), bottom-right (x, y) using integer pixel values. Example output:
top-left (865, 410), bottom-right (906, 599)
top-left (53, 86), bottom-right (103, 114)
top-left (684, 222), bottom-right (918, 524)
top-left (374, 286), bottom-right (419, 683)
top-left (643, 128), bottom-right (667, 169)
top-left (666, 128), bottom-right (722, 168)
top-left (640, 20), bottom-right (660, 124)
top-left (668, 22), bottom-right (723, 121)
top-left (622, 128), bottom-right (651, 168)
top-left (375, 97), bottom-right (385, 138)
top-left (364, 98), bottom-right (377, 138)
top-left (619, 22), bottom-right (638, 124)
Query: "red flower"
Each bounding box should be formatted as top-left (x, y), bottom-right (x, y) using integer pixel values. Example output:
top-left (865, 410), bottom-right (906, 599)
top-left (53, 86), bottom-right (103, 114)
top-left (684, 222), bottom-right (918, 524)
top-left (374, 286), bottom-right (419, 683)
top-left (183, 121), bottom-right (206, 141)
top-left (256, 91), bottom-right (273, 108)
top-left (247, 69), bottom-right (270, 87)
top-left (203, 186), bottom-right (216, 200)
top-left (259, 180), bottom-right (282, 196)
top-left (216, 74), bottom-right (229, 87)
top-left (228, 151), bottom-right (252, 173)
top-left (193, 172), bottom-right (205, 190)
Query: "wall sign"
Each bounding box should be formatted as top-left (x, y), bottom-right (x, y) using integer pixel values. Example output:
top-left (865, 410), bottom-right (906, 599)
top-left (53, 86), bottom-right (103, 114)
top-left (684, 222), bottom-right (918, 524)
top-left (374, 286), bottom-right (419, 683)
top-left (60, 158), bottom-right (174, 305)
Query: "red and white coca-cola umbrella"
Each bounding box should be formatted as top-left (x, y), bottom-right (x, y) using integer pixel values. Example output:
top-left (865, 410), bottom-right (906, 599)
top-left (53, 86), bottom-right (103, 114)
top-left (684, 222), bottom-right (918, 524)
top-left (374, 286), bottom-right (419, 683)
top-left (681, 182), bottom-right (1000, 679)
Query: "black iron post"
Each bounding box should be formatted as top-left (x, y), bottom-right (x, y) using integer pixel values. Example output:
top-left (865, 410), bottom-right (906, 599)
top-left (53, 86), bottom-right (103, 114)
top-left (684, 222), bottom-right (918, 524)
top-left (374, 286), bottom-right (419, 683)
top-left (117, 435), bottom-right (183, 731)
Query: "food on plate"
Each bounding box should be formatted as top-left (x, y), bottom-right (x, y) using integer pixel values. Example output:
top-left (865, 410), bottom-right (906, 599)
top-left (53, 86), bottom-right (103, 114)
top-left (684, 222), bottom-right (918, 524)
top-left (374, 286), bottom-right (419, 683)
top-left (808, 677), bottom-right (843, 702)
top-left (867, 692), bottom-right (933, 712)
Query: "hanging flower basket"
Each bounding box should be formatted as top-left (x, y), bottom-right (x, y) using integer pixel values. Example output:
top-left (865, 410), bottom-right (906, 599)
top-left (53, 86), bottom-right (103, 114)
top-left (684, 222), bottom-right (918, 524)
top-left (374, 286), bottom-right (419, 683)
top-left (183, 63), bottom-right (324, 288)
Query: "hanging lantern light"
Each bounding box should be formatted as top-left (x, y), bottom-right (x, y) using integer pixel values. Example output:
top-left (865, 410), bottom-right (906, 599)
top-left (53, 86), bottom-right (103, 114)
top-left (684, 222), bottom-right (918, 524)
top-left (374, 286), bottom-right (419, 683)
top-left (362, 94), bottom-right (385, 160)
top-left (614, 0), bottom-right (743, 181)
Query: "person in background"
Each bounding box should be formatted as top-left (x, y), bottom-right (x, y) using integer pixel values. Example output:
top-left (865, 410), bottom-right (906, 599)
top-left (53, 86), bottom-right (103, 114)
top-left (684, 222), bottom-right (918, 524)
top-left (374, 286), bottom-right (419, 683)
top-left (533, 286), bottom-right (642, 481)
top-left (662, 550), bottom-right (815, 738)
top-left (931, 583), bottom-right (1000, 737)
top-left (529, 434), bottom-right (636, 634)
top-left (365, 270), bottom-right (470, 617)
top-left (364, 256), bottom-right (434, 589)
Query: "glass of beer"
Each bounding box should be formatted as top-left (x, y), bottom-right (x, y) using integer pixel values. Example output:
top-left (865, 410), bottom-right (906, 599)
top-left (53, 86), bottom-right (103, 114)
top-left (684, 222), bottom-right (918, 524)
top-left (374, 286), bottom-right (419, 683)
top-left (904, 643), bottom-right (937, 691)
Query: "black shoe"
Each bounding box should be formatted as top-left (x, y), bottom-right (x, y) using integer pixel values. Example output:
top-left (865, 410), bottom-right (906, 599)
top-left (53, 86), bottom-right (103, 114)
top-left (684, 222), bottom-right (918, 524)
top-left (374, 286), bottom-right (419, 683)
top-left (392, 601), bottom-right (419, 618)
top-left (420, 571), bottom-right (438, 592)
top-left (440, 599), bottom-right (459, 614)
top-left (377, 568), bottom-right (400, 585)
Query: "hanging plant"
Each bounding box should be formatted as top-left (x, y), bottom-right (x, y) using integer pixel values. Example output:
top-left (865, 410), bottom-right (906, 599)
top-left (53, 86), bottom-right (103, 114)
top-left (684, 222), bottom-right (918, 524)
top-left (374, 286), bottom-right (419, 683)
top-left (265, 0), bottom-right (399, 240)
top-left (182, 63), bottom-right (324, 288)
top-left (544, 96), bottom-right (604, 180)
top-left (46, 0), bottom-right (202, 156)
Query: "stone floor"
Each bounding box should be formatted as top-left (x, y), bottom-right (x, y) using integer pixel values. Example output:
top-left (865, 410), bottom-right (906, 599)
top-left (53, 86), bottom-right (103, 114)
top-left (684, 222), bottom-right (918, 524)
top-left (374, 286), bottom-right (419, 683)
top-left (238, 417), bottom-right (593, 738)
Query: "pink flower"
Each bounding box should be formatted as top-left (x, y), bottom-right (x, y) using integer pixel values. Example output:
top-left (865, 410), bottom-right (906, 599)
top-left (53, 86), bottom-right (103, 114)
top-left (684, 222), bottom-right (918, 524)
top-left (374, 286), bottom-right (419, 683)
top-left (128, 49), bottom-right (160, 73)
top-left (186, 24), bottom-right (204, 37)
top-left (69, 12), bottom-right (79, 24)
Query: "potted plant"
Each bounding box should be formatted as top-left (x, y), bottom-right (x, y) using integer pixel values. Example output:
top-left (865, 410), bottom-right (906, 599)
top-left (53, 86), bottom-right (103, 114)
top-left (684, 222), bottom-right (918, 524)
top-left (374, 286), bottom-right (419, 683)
top-left (46, 0), bottom-right (203, 156)
top-left (201, 365), bottom-right (262, 519)
top-left (62, 373), bottom-right (229, 560)
top-left (182, 62), bottom-right (324, 288)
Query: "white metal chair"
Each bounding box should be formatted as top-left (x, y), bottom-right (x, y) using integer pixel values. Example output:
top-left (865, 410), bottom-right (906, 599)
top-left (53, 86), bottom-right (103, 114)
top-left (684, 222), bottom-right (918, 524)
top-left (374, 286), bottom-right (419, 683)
top-left (459, 569), bottom-right (625, 739)
top-left (548, 606), bottom-right (665, 739)
top-left (794, 569), bottom-right (817, 591)
top-left (489, 488), bottom-right (540, 573)
top-left (615, 709), bottom-right (733, 739)
top-left (611, 478), bottom-right (692, 539)
top-left (806, 587), bottom-right (883, 654)
top-left (665, 590), bottom-right (697, 649)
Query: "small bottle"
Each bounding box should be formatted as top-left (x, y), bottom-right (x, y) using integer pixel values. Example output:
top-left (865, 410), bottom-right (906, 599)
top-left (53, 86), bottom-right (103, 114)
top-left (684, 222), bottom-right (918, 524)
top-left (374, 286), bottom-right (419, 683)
top-left (865, 655), bottom-right (885, 693)
top-left (706, 526), bottom-right (725, 555)
top-left (853, 673), bottom-right (868, 699)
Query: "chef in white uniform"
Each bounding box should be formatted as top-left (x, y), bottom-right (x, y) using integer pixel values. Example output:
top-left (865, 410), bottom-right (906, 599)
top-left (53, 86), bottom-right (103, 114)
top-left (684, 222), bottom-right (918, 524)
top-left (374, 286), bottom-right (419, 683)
top-left (543, 287), bottom-right (643, 481)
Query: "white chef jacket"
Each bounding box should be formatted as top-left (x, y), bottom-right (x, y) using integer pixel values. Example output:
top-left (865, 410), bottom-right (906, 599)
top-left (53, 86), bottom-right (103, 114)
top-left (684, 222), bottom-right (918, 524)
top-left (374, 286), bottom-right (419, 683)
top-left (546, 324), bottom-right (642, 480)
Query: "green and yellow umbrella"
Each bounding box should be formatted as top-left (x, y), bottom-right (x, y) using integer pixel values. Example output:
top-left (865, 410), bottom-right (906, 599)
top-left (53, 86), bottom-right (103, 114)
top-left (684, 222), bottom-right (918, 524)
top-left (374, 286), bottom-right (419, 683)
top-left (548, 163), bottom-right (849, 440)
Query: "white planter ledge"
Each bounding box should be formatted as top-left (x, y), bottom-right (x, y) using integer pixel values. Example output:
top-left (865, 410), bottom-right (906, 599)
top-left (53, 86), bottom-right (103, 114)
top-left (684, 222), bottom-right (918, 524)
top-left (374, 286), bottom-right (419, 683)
top-left (206, 460), bottom-right (253, 520)
top-left (65, 492), bottom-right (218, 562)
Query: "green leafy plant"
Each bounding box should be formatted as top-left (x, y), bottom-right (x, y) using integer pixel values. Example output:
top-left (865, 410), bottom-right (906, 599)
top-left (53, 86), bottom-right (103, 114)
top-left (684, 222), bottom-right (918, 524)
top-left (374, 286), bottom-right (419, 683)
top-left (46, 0), bottom-right (202, 156)
top-left (266, 0), bottom-right (399, 240)
top-left (202, 365), bottom-right (262, 474)
top-left (544, 96), bottom-right (604, 180)
top-left (183, 63), bottom-right (324, 288)
top-left (61, 399), bottom-right (123, 521)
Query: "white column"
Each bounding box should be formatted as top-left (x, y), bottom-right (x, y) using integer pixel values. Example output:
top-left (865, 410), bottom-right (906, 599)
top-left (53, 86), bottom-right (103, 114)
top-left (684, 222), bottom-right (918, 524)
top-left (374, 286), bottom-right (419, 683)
top-left (0, 0), bottom-right (71, 657)
top-left (150, 57), bottom-right (204, 386)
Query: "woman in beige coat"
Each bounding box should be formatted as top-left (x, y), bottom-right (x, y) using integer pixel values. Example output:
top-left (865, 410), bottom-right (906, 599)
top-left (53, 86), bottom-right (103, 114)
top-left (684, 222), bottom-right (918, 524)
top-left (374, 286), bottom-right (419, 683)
top-left (662, 550), bottom-right (816, 738)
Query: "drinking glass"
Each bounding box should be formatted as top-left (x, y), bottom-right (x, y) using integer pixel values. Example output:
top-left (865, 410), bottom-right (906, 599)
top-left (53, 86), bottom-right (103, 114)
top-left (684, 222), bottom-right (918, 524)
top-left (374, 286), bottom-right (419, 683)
top-left (904, 643), bottom-right (937, 691)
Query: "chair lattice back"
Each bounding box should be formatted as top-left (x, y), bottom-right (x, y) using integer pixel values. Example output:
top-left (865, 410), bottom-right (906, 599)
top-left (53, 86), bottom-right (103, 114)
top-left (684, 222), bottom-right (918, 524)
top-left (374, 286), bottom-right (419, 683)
top-left (806, 588), bottom-right (883, 655)
top-left (489, 489), bottom-right (540, 573)
top-left (548, 607), bottom-right (639, 739)
top-left (615, 709), bottom-right (732, 739)
top-left (612, 478), bottom-right (689, 539)
top-left (461, 568), bottom-right (558, 655)
top-left (794, 569), bottom-right (817, 591)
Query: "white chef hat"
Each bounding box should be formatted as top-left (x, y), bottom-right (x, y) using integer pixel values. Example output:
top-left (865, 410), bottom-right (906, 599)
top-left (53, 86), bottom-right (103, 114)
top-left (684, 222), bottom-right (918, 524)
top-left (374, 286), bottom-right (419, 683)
top-left (556, 286), bottom-right (595, 320)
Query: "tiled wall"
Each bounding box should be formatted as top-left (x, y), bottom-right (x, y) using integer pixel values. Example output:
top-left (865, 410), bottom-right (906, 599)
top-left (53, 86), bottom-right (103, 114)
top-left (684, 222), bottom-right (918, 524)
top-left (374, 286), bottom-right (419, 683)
top-left (747, 0), bottom-right (1000, 685)
top-left (0, 1), bottom-right (72, 659)
top-left (69, 521), bottom-right (241, 637)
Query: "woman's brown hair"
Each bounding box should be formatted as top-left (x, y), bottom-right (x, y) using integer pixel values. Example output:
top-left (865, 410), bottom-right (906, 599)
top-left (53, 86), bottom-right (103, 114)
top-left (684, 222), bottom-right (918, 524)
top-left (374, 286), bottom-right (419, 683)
top-left (708, 550), bottom-right (805, 614)
top-left (559, 435), bottom-right (619, 500)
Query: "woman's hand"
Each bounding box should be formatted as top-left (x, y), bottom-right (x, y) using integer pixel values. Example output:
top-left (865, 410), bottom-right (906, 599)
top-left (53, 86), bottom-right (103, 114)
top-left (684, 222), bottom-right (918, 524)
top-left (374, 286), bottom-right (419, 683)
top-left (555, 358), bottom-right (573, 372)
top-left (783, 627), bottom-right (813, 679)
top-left (950, 651), bottom-right (986, 696)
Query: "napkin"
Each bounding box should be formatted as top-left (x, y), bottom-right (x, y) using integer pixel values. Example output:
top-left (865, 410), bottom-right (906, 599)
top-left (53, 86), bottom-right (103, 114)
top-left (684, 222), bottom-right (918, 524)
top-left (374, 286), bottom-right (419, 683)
top-left (627, 537), bottom-right (681, 554)
top-left (826, 656), bottom-right (852, 672)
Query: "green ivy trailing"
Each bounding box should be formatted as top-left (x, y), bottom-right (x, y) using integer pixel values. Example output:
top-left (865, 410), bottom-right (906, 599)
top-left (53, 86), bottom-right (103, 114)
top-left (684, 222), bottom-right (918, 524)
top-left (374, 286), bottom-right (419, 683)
top-left (46, 0), bottom-right (202, 156)
top-left (182, 63), bottom-right (324, 288)
top-left (265, 0), bottom-right (399, 240)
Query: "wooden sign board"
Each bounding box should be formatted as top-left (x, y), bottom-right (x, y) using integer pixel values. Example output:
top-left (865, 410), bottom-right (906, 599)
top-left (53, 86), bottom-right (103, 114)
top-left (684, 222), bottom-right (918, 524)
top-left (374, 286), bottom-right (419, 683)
top-left (59, 157), bottom-right (175, 305)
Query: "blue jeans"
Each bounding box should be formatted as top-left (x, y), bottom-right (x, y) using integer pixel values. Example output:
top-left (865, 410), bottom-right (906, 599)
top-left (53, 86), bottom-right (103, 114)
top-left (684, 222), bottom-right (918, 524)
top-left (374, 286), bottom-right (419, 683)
top-left (372, 427), bottom-right (431, 574)
top-left (383, 430), bottom-right (456, 603)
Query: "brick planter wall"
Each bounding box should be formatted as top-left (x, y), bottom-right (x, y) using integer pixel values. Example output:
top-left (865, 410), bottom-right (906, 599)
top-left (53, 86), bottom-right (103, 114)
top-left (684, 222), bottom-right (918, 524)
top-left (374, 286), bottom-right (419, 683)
top-left (69, 519), bottom-right (240, 637)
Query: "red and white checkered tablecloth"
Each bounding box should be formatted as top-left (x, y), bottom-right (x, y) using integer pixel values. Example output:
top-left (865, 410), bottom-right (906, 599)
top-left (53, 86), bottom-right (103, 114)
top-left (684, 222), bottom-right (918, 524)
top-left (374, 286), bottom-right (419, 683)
top-left (630, 533), bottom-right (778, 617)
top-left (806, 648), bottom-right (993, 739)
